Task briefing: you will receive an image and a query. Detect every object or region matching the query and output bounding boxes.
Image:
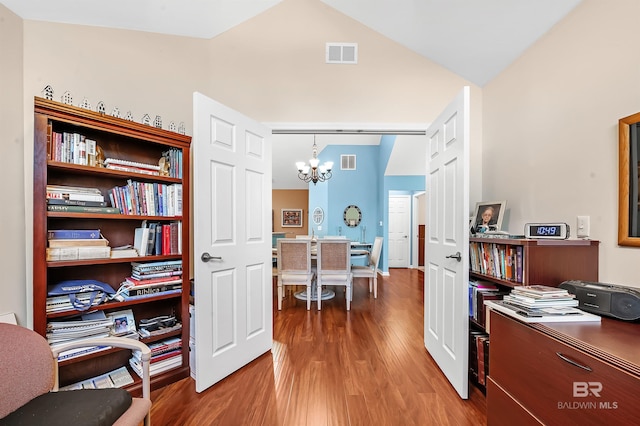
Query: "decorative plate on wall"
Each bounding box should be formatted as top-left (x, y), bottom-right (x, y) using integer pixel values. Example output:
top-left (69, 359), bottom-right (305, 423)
top-left (312, 207), bottom-right (324, 225)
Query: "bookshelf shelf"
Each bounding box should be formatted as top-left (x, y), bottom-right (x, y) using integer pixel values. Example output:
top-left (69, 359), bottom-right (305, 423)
top-left (33, 97), bottom-right (191, 394)
top-left (467, 237), bottom-right (599, 393)
top-left (48, 161), bottom-right (183, 183)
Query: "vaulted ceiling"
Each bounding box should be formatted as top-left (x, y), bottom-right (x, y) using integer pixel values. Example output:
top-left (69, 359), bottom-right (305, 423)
top-left (2, 0), bottom-right (584, 189)
top-left (1, 0), bottom-right (582, 87)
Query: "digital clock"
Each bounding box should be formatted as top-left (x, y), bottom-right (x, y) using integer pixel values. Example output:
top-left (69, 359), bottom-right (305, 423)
top-left (524, 223), bottom-right (570, 239)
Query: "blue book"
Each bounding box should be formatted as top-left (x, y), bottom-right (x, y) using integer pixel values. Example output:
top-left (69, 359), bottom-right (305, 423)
top-left (48, 229), bottom-right (101, 239)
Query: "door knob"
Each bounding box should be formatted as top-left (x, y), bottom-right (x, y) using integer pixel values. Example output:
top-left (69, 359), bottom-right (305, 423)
top-left (201, 252), bottom-right (222, 262)
top-left (446, 251), bottom-right (462, 262)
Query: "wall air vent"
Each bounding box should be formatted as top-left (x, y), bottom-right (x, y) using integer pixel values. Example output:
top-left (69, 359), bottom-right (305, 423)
top-left (341, 154), bottom-right (356, 170)
top-left (326, 43), bottom-right (358, 64)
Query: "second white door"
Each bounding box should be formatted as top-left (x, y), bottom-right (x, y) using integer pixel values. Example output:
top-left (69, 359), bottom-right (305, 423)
top-left (388, 195), bottom-right (411, 267)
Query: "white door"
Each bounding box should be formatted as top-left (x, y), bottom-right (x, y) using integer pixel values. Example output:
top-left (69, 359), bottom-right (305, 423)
top-left (388, 195), bottom-right (411, 267)
top-left (193, 92), bottom-right (273, 393)
top-left (424, 87), bottom-right (470, 399)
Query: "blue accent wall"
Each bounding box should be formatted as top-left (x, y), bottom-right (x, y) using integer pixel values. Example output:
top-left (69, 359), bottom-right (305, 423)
top-left (307, 135), bottom-right (425, 274)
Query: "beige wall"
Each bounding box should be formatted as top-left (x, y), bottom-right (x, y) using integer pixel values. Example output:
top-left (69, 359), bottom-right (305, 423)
top-left (483, 0), bottom-right (640, 288)
top-left (5, 0), bottom-right (480, 325)
top-left (272, 190), bottom-right (309, 236)
top-left (0, 6), bottom-right (26, 324)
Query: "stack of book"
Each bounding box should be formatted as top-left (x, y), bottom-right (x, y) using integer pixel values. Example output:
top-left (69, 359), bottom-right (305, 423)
top-left (113, 260), bottom-right (183, 301)
top-left (46, 184), bottom-right (120, 214)
top-left (129, 337), bottom-right (182, 377)
top-left (47, 229), bottom-right (111, 261)
top-left (486, 284), bottom-right (602, 323)
top-left (47, 312), bottom-right (114, 361)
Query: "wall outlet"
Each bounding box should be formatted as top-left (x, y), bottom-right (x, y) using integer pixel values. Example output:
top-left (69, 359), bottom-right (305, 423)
top-left (577, 216), bottom-right (590, 238)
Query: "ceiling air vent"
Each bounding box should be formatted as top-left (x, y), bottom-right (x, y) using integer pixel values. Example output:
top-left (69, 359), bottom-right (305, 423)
top-left (326, 43), bottom-right (358, 64)
top-left (341, 154), bottom-right (356, 170)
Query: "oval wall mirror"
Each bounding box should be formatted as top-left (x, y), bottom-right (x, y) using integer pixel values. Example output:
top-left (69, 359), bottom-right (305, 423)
top-left (343, 205), bottom-right (362, 227)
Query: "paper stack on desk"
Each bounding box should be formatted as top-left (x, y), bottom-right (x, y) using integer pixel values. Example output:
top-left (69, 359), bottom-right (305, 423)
top-left (485, 285), bottom-right (601, 323)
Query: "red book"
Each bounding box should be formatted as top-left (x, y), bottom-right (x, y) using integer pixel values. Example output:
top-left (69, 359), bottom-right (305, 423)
top-left (162, 224), bottom-right (171, 255)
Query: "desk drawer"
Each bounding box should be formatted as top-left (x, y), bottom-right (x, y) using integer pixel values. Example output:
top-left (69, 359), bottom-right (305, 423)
top-left (489, 312), bottom-right (638, 425)
top-left (487, 378), bottom-right (543, 426)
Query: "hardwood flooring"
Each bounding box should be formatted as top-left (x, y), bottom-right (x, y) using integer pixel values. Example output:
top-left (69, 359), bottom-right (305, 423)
top-left (149, 268), bottom-right (487, 425)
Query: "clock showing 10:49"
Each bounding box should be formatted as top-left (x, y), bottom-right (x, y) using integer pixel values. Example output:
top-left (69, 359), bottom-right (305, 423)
top-left (312, 207), bottom-right (324, 225)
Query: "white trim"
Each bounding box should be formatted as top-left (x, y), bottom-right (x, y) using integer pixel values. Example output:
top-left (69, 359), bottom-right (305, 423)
top-left (266, 122), bottom-right (429, 135)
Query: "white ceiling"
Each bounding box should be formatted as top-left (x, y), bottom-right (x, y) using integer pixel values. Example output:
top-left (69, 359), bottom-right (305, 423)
top-left (2, 0), bottom-right (583, 189)
top-left (1, 0), bottom-right (582, 87)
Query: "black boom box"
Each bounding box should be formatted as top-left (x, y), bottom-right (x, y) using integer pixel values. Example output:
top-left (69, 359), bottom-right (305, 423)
top-left (559, 280), bottom-right (640, 321)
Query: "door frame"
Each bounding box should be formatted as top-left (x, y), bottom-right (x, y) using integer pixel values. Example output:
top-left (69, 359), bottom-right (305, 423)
top-left (412, 191), bottom-right (426, 268)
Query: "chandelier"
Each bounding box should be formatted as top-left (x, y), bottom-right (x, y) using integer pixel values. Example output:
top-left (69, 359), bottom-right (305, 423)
top-left (296, 136), bottom-right (333, 185)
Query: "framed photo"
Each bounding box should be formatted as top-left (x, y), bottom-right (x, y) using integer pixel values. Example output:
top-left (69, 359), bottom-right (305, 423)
top-left (471, 201), bottom-right (507, 233)
top-left (281, 208), bottom-right (303, 227)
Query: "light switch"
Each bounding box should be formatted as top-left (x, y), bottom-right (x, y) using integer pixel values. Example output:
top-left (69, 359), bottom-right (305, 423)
top-left (577, 216), bottom-right (590, 238)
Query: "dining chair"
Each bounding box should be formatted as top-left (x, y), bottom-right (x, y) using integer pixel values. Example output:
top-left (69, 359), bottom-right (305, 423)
top-left (277, 238), bottom-right (315, 310)
top-left (316, 239), bottom-right (353, 310)
top-left (351, 236), bottom-right (383, 298)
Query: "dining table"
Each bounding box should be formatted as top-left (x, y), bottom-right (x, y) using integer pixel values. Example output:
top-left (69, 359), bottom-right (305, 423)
top-left (272, 241), bottom-right (370, 302)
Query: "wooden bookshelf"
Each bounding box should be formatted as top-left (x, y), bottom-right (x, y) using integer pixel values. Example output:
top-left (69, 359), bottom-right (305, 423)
top-left (467, 237), bottom-right (599, 393)
top-left (32, 97), bottom-right (191, 395)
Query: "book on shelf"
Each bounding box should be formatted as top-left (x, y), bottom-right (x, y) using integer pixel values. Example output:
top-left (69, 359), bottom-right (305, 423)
top-left (133, 227), bottom-right (150, 256)
top-left (47, 205), bottom-right (120, 214)
top-left (131, 270), bottom-right (183, 280)
top-left (46, 184), bottom-right (102, 195)
top-left (138, 322), bottom-right (182, 339)
top-left (125, 275), bottom-right (183, 287)
top-left (48, 237), bottom-right (109, 248)
top-left (130, 353), bottom-right (182, 377)
top-left (46, 293), bottom-right (102, 313)
top-left (110, 245), bottom-right (139, 258)
top-left (119, 282), bottom-right (182, 298)
top-left (113, 288), bottom-right (181, 302)
top-left (48, 229), bottom-right (101, 239)
top-left (46, 246), bottom-right (111, 261)
top-left (57, 344), bottom-right (111, 361)
top-left (512, 285), bottom-right (570, 297)
top-left (59, 366), bottom-right (134, 391)
top-left (502, 295), bottom-right (579, 308)
top-left (131, 259), bottom-right (182, 273)
top-left (47, 198), bottom-right (108, 207)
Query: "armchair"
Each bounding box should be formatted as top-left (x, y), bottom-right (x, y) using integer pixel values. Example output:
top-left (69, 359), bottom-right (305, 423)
top-left (0, 322), bottom-right (152, 426)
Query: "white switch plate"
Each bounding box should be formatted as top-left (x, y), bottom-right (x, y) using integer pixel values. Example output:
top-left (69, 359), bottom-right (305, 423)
top-left (577, 216), bottom-right (590, 238)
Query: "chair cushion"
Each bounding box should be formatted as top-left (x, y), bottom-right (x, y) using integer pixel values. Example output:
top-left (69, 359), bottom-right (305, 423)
top-left (1, 388), bottom-right (131, 426)
top-left (320, 274), bottom-right (351, 282)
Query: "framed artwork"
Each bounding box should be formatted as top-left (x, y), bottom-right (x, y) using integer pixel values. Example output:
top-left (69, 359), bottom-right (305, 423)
top-left (281, 208), bottom-right (303, 227)
top-left (471, 201), bottom-right (507, 233)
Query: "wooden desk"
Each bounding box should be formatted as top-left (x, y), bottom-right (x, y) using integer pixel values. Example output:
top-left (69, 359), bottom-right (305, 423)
top-left (487, 310), bottom-right (640, 425)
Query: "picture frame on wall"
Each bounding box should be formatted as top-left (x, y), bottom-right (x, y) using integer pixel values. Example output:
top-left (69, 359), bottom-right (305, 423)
top-left (471, 201), bottom-right (507, 233)
top-left (281, 208), bottom-right (303, 227)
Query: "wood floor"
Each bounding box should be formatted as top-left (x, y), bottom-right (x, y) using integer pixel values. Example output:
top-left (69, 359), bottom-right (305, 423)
top-left (149, 269), bottom-right (487, 425)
